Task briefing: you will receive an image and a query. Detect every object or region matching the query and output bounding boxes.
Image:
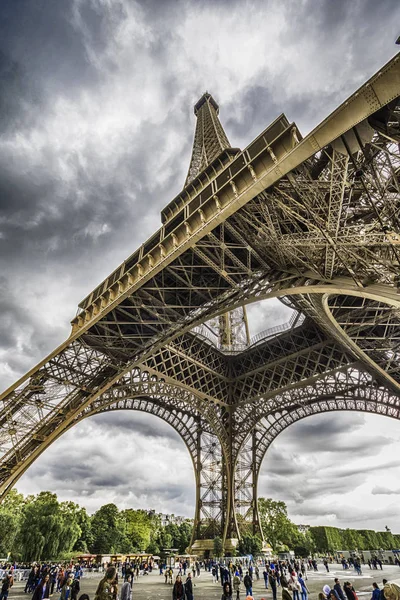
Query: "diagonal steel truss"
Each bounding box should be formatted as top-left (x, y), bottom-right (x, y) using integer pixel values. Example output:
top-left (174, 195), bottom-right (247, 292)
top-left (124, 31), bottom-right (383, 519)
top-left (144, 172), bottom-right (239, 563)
top-left (1, 55), bottom-right (400, 553)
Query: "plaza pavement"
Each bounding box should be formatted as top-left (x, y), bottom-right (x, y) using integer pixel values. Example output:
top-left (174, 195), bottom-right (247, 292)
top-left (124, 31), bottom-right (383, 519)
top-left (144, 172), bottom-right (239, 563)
top-left (8, 563), bottom-right (400, 600)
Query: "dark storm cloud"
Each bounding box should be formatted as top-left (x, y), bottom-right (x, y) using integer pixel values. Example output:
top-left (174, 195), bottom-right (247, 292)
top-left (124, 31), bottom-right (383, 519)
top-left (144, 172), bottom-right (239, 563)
top-left (0, 1), bottom-right (98, 92)
top-left (372, 486), bottom-right (400, 496)
top-left (292, 500), bottom-right (400, 524)
top-left (18, 412), bottom-right (196, 514)
top-left (91, 412), bottom-right (181, 441)
top-left (261, 456), bottom-right (400, 506)
top-left (272, 413), bottom-right (395, 457)
top-left (0, 0), bottom-right (192, 385)
top-left (259, 412), bottom-right (400, 524)
top-left (225, 0), bottom-right (400, 147)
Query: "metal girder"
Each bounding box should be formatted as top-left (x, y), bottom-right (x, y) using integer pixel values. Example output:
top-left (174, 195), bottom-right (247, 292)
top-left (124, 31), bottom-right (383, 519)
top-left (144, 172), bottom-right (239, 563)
top-left (1, 55), bottom-right (400, 552)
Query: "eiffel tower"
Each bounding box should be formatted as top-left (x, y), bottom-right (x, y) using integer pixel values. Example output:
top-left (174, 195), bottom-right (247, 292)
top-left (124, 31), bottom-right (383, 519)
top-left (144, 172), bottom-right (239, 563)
top-left (1, 54), bottom-right (400, 556)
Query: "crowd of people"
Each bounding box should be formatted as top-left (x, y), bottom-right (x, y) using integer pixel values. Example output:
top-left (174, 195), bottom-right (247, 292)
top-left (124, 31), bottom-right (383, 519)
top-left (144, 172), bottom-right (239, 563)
top-left (0, 556), bottom-right (399, 600)
top-left (0, 564), bottom-right (88, 600)
top-left (161, 556), bottom-right (400, 600)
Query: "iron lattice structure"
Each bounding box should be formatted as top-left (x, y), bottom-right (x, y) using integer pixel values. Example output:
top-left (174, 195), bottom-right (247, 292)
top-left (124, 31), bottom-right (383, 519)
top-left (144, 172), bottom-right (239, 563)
top-left (1, 54), bottom-right (400, 554)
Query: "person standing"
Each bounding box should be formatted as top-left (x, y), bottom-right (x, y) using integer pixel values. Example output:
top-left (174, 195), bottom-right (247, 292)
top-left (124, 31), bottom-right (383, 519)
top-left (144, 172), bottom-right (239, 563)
top-left (270, 571), bottom-right (277, 600)
top-left (57, 570), bottom-right (65, 593)
top-left (50, 568), bottom-right (58, 596)
top-left (371, 583), bottom-right (380, 600)
top-left (60, 578), bottom-right (74, 600)
top-left (32, 575), bottom-right (50, 600)
top-left (334, 579), bottom-right (346, 600)
top-left (120, 575), bottom-right (132, 600)
top-left (383, 580), bottom-right (400, 600)
top-left (282, 581), bottom-right (293, 600)
top-left (221, 582), bottom-right (233, 600)
top-left (343, 581), bottom-right (358, 600)
top-left (0, 573), bottom-right (13, 600)
top-left (185, 573), bottom-right (193, 600)
top-left (172, 575), bottom-right (185, 600)
top-left (243, 572), bottom-right (252, 597)
top-left (71, 578), bottom-right (80, 600)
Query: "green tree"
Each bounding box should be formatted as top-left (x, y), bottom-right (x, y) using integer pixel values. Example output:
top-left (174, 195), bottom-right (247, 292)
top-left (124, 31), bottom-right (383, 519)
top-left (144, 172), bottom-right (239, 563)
top-left (342, 529), bottom-right (360, 551)
top-left (73, 507), bottom-right (93, 552)
top-left (0, 488), bottom-right (25, 557)
top-left (238, 534), bottom-right (263, 556)
top-left (177, 521), bottom-right (193, 553)
top-left (18, 492), bottom-right (81, 561)
top-left (146, 540), bottom-right (161, 555)
top-left (91, 503), bottom-right (123, 554)
top-left (165, 523), bottom-right (181, 549)
top-left (121, 509), bottom-right (153, 551)
top-left (213, 536), bottom-right (223, 557)
top-left (258, 498), bottom-right (300, 550)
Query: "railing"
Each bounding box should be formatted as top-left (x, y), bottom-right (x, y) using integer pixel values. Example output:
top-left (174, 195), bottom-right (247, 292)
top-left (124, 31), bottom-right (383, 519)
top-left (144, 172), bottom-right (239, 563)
top-left (248, 312), bottom-right (305, 347)
top-left (192, 311), bottom-right (305, 353)
top-left (0, 569), bottom-right (30, 581)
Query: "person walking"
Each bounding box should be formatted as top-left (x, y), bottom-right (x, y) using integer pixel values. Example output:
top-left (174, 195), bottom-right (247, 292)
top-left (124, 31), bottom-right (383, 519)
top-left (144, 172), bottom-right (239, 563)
top-left (94, 567), bottom-right (118, 600)
top-left (270, 571), bottom-right (278, 600)
top-left (298, 574), bottom-right (309, 600)
top-left (289, 571), bottom-right (301, 600)
top-left (233, 572), bottom-right (241, 600)
top-left (185, 573), bottom-right (193, 600)
top-left (25, 568), bottom-right (35, 594)
top-left (263, 568), bottom-right (269, 589)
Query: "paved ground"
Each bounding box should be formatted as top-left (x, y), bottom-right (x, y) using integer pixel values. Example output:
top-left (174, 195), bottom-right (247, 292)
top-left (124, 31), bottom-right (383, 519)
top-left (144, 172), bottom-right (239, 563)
top-left (8, 563), bottom-right (400, 600)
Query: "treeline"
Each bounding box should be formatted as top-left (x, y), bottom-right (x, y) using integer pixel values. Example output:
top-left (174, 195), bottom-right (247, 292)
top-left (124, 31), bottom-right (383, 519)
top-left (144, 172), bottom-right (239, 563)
top-left (1, 491), bottom-right (398, 561)
top-left (0, 490), bottom-right (192, 562)
top-left (258, 499), bottom-right (400, 556)
top-left (308, 526), bottom-right (400, 553)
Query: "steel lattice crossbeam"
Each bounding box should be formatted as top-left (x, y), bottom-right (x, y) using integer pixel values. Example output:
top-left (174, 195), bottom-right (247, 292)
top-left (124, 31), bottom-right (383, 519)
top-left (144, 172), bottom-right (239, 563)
top-left (1, 53), bottom-right (400, 554)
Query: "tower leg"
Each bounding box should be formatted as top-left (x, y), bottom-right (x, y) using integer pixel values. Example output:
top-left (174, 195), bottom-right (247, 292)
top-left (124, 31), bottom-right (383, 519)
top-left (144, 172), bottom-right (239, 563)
top-left (190, 429), bottom-right (225, 557)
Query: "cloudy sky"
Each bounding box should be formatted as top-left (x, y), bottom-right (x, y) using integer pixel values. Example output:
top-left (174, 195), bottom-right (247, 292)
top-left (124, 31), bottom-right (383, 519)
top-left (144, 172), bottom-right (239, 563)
top-left (1, 0), bottom-right (400, 532)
